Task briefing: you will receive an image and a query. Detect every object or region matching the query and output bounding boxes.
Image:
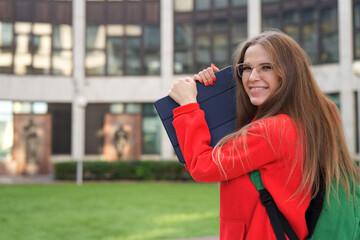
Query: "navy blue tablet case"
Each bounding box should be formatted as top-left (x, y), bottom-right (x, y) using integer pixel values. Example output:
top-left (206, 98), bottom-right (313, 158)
top-left (154, 66), bottom-right (237, 163)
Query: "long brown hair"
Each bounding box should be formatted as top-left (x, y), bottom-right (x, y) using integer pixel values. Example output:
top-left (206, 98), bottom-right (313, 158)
top-left (215, 30), bottom-right (360, 200)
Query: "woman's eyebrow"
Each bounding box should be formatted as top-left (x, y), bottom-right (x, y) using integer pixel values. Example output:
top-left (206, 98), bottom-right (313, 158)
top-left (242, 62), bottom-right (273, 66)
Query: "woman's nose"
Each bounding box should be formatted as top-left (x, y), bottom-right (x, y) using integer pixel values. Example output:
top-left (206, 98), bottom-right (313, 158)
top-left (248, 68), bottom-right (261, 81)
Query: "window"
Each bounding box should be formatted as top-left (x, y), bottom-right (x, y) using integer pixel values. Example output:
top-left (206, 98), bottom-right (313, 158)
top-left (262, 0), bottom-right (338, 64)
top-left (53, 24), bottom-right (73, 76)
top-left (13, 101), bottom-right (48, 114)
top-left (142, 103), bottom-right (161, 154)
top-left (232, 0), bottom-right (247, 7)
top-left (174, 23), bottom-right (193, 73)
top-left (48, 103), bottom-right (71, 155)
top-left (327, 92), bottom-right (340, 111)
top-left (86, 0), bottom-right (160, 76)
top-left (0, 101), bottom-right (13, 162)
top-left (109, 103), bottom-right (161, 155)
top-left (9, 101), bottom-right (51, 158)
top-left (196, 0), bottom-right (211, 10)
top-left (174, 0), bottom-right (247, 74)
top-left (353, 0), bottom-right (360, 60)
top-left (195, 23), bottom-right (211, 71)
top-left (86, 25), bottom-right (106, 75)
top-left (174, 0), bottom-right (194, 12)
top-left (320, 7), bottom-right (338, 62)
top-left (144, 25), bottom-right (160, 75)
top-left (0, 0), bottom-right (73, 76)
top-left (214, 0), bottom-right (228, 9)
top-left (32, 102), bottom-right (48, 114)
top-left (302, 8), bottom-right (318, 63)
top-left (0, 22), bottom-right (13, 73)
top-left (283, 11), bottom-right (300, 42)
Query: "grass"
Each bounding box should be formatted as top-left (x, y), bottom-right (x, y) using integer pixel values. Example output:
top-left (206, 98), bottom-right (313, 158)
top-left (0, 182), bottom-right (220, 240)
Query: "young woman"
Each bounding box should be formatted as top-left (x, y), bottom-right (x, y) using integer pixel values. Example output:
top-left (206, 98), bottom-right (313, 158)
top-left (168, 31), bottom-right (360, 239)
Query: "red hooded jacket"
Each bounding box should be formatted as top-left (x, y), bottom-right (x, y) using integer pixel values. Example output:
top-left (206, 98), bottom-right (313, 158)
top-left (172, 103), bottom-right (310, 240)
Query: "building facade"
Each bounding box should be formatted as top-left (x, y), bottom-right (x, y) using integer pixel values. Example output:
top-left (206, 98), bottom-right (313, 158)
top-left (0, 0), bottom-right (359, 175)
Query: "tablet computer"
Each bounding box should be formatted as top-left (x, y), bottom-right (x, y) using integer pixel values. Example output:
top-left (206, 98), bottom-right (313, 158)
top-left (154, 66), bottom-right (237, 163)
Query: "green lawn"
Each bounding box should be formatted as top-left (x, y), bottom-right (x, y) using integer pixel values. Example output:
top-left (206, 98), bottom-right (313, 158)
top-left (0, 182), bottom-right (220, 240)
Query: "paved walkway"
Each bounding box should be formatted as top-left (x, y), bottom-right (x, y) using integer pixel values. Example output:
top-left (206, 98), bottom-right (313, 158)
top-left (0, 174), bottom-right (54, 185)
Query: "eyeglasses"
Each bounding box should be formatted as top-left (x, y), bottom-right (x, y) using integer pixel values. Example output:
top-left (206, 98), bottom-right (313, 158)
top-left (236, 63), bottom-right (275, 80)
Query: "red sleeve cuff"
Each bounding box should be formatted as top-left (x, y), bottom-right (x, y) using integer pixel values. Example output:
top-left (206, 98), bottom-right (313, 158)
top-left (173, 103), bottom-right (200, 118)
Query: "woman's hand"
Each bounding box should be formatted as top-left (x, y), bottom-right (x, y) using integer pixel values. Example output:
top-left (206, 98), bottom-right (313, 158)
top-left (168, 63), bottom-right (220, 106)
top-left (193, 63), bottom-right (220, 86)
top-left (169, 77), bottom-right (198, 106)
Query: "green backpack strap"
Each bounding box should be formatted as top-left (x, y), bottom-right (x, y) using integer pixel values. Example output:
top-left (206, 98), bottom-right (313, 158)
top-left (249, 170), bottom-right (265, 191)
top-left (249, 170), bottom-right (299, 240)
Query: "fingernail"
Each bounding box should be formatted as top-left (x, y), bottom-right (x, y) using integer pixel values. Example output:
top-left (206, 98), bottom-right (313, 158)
top-left (213, 77), bottom-right (216, 82)
top-left (205, 82), bottom-right (209, 86)
top-left (210, 81), bottom-right (213, 86)
top-left (211, 63), bottom-right (216, 68)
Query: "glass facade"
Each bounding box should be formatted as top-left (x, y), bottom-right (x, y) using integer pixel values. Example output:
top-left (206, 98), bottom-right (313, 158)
top-left (0, 0), bottom-right (73, 76)
top-left (262, 0), bottom-right (338, 64)
top-left (174, 0), bottom-right (248, 74)
top-left (85, 0), bottom-right (161, 76)
top-left (1, 100), bottom-right (161, 157)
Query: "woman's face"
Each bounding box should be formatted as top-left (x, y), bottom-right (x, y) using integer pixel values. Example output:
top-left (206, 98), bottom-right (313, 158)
top-left (241, 44), bottom-right (281, 107)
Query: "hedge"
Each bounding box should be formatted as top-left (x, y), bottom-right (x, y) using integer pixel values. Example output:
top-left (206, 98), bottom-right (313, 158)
top-left (54, 160), bottom-right (193, 181)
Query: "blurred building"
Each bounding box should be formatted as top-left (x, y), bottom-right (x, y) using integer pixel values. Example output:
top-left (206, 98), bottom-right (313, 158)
top-left (0, 0), bottom-right (359, 175)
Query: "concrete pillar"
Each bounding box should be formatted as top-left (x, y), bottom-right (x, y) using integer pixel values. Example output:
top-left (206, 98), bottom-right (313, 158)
top-left (160, 0), bottom-right (175, 160)
top-left (248, 0), bottom-right (261, 38)
top-left (72, 0), bottom-right (86, 184)
top-left (338, 0), bottom-right (356, 154)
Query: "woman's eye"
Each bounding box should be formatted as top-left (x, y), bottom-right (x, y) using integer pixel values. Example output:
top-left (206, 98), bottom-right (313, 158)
top-left (242, 66), bottom-right (252, 71)
top-left (262, 65), bottom-right (272, 70)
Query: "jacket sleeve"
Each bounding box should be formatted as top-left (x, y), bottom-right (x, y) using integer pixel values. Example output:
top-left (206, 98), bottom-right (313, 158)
top-left (172, 103), bottom-right (297, 182)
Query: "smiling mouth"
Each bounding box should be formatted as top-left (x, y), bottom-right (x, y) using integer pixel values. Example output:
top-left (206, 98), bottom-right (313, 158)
top-left (250, 87), bottom-right (268, 92)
